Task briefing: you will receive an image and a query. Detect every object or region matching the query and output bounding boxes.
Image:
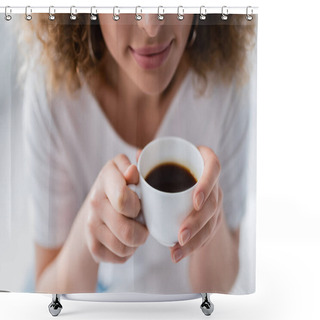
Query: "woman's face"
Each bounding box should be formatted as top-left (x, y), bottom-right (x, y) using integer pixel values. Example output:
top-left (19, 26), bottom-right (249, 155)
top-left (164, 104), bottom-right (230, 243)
top-left (98, 14), bottom-right (193, 95)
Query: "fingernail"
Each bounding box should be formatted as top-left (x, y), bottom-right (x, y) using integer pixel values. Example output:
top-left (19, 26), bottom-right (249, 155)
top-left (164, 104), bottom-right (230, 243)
top-left (195, 192), bottom-right (204, 210)
top-left (180, 229), bottom-right (190, 246)
top-left (173, 249), bottom-right (183, 263)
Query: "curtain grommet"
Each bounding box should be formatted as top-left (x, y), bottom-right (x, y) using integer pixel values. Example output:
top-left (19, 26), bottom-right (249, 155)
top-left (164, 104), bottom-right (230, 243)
top-left (113, 6), bottom-right (120, 21)
top-left (90, 6), bottom-right (97, 21)
top-left (158, 6), bottom-right (164, 21)
top-left (135, 6), bottom-right (142, 21)
top-left (246, 6), bottom-right (253, 21)
top-left (5, 6), bottom-right (12, 21)
top-left (177, 6), bottom-right (184, 21)
top-left (70, 6), bottom-right (77, 21)
top-left (48, 6), bottom-right (55, 21)
top-left (200, 6), bottom-right (207, 20)
top-left (221, 6), bottom-right (228, 21)
top-left (25, 6), bottom-right (32, 21)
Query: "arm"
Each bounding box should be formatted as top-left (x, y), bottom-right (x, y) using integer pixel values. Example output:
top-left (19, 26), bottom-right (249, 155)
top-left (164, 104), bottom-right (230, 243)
top-left (24, 71), bottom-right (147, 293)
top-left (34, 155), bottom-right (149, 293)
top-left (170, 146), bottom-right (240, 293)
top-left (170, 80), bottom-right (252, 292)
top-left (189, 214), bottom-right (240, 293)
top-left (35, 197), bottom-right (99, 293)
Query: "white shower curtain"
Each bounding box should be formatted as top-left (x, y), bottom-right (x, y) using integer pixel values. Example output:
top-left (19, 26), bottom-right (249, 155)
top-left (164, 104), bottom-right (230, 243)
top-left (0, 8), bottom-right (257, 296)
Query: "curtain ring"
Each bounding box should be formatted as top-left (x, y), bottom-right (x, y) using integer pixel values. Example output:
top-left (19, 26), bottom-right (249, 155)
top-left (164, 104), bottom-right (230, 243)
top-left (112, 6), bottom-right (120, 21)
top-left (5, 6), bottom-right (12, 21)
top-left (25, 6), bottom-right (32, 21)
top-left (158, 6), bottom-right (164, 21)
top-left (90, 6), bottom-right (97, 21)
top-left (70, 6), bottom-right (77, 21)
top-left (135, 6), bottom-right (142, 21)
top-left (49, 6), bottom-right (55, 21)
top-left (200, 6), bottom-right (207, 20)
top-left (177, 6), bottom-right (184, 21)
top-left (221, 6), bottom-right (228, 21)
top-left (113, 6), bottom-right (120, 21)
top-left (246, 6), bottom-right (253, 21)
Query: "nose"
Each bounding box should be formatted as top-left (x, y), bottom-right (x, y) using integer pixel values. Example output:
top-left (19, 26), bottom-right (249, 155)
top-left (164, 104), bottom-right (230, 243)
top-left (137, 14), bottom-right (164, 38)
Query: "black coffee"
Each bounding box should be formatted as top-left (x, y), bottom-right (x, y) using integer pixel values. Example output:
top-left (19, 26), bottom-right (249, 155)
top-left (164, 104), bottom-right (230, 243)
top-left (145, 162), bottom-right (197, 193)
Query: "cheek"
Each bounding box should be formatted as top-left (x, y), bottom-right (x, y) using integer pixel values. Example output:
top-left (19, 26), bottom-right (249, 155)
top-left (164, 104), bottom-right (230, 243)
top-left (98, 15), bottom-right (131, 64)
top-left (175, 19), bottom-right (193, 50)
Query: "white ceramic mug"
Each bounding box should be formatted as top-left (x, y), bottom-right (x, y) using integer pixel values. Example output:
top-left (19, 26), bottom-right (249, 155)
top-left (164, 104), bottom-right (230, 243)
top-left (137, 136), bottom-right (204, 247)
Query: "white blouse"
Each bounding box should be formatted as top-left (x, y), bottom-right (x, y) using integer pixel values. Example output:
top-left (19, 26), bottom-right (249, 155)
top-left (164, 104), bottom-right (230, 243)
top-left (23, 64), bottom-right (255, 294)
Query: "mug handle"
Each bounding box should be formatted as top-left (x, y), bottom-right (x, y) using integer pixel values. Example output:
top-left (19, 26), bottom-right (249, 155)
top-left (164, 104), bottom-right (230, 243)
top-left (128, 184), bottom-right (146, 225)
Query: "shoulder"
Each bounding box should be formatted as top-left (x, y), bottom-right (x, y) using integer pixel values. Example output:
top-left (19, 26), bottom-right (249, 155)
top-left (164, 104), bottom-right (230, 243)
top-left (185, 68), bottom-right (253, 121)
top-left (23, 62), bottom-right (94, 127)
top-left (23, 63), bottom-right (51, 133)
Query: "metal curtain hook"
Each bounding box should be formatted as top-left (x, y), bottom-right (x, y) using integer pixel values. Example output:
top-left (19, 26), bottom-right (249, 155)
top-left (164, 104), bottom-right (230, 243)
top-left (221, 6), bottom-right (228, 21)
top-left (90, 6), bottom-right (97, 21)
top-left (177, 6), bottom-right (184, 21)
top-left (135, 6), bottom-right (142, 21)
top-left (158, 6), bottom-right (164, 21)
top-left (5, 6), bottom-right (12, 21)
top-left (49, 6), bottom-right (55, 21)
top-left (246, 6), bottom-right (253, 21)
top-left (25, 6), bottom-right (32, 21)
top-left (200, 6), bottom-right (207, 20)
top-left (70, 6), bottom-right (77, 21)
top-left (113, 6), bottom-right (120, 21)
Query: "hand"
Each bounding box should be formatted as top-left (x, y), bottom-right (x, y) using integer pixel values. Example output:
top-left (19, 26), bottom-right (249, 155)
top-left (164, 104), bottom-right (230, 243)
top-left (85, 154), bottom-right (149, 264)
top-left (170, 146), bottom-right (223, 263)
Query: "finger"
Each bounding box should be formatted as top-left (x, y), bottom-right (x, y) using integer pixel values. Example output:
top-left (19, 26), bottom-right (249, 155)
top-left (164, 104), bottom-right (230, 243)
top-left (171, 217), bottom-right (217, 263)
top-left (88, 239), bottom-right (131, 264)
top-left (99, 161), bottom-right (140, 218)
top-left (136, 149), bottom-right (142, 163)
top-left (178, 187), bottom-right (221, 246)
top-left (113, 154), bottom-right (132, 174)
top-left (100, 199), bottom-right (149, 247)
top-left (113, 154), bottom-right (139, 185)
top-left (96, 223), bottom-right (137, 258)
top-left (123, 164), bottom-right (140, 185)
top-left (193, 146), bottom-right (221, 211)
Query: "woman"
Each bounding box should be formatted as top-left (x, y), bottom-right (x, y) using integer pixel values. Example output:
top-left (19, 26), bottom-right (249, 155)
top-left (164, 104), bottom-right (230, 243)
top-left (23, 13), bottom-right (255, 294)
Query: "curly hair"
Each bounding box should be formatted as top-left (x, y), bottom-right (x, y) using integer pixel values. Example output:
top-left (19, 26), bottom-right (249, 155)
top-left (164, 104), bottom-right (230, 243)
top-left (24, 13), bottom-right (256, 94)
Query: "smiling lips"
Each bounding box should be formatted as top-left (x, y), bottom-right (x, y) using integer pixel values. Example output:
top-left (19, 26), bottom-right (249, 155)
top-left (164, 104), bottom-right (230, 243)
top-left (130, 41), bottom-right (172, 70)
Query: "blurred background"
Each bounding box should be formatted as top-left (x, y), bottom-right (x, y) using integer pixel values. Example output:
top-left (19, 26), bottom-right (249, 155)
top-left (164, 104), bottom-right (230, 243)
top-left (0, 19), bottom-right (35, 291)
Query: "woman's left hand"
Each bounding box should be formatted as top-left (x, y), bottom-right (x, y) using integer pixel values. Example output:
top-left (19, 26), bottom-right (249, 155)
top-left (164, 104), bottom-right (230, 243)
top-left (170, 146), bottom-right (223, 263)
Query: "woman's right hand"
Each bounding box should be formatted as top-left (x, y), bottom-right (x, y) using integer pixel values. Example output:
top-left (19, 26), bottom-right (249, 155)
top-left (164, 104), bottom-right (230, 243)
top-left (85, 154), bottom-right (149, 264)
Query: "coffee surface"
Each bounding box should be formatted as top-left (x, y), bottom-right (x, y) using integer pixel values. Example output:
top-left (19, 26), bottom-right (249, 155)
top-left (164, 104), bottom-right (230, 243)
top-left (145, 162), bottom-right (197, 193)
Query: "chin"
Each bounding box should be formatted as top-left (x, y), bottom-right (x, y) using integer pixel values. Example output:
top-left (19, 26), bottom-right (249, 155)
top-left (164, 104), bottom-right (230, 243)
top-left (134, 71), bottom-right (175, 96)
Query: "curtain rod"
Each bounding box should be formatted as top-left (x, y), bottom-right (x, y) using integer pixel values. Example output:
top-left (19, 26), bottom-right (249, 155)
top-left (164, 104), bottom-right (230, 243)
top-left (0, 6), bottom-right (259, 16)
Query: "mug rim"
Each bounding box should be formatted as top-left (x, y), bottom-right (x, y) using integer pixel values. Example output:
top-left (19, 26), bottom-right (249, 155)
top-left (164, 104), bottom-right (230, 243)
top-left (137, 136), bottom-right (204, 196)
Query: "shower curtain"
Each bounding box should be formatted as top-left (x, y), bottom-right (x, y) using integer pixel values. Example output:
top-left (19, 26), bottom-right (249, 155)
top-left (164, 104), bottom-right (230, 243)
top-left (0, 7), bottom-right (257, 300)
